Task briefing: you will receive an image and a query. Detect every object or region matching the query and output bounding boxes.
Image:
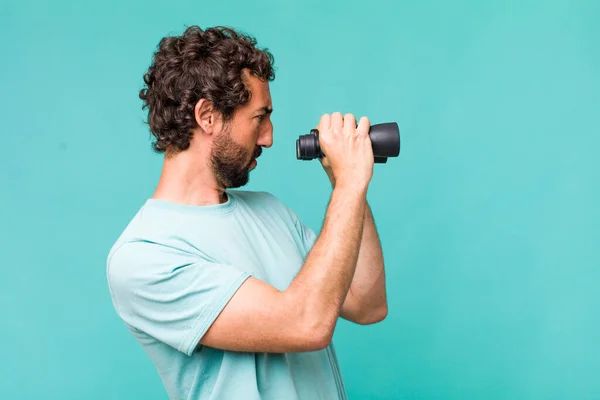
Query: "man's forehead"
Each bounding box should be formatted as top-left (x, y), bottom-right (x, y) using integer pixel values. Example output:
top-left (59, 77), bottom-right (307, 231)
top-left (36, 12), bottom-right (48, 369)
top-left (250, 91), bottom-right (272, 113)
top-left (242, 72), bottom-right (272, 111)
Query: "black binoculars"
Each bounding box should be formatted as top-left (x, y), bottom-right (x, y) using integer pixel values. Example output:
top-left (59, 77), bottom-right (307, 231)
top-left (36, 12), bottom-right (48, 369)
top-left (296, 122), bottom-right (400, 163)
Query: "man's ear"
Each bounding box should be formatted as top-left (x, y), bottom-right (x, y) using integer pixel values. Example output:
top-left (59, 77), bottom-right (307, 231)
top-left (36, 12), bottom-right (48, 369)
top-left (194, 98), bottom-right (217, 135)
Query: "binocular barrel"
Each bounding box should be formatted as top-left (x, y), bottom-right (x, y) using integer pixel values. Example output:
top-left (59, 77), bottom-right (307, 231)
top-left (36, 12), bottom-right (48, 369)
top-left (296, 122), bottom-right (400, 164)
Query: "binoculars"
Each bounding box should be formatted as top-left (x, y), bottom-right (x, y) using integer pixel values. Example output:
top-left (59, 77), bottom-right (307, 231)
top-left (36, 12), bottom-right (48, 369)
top-left (296, 122), bottom-right (400, 163)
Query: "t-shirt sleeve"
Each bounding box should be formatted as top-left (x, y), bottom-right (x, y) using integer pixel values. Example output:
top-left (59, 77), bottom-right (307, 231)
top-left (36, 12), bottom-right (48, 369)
top-left (107, 241), bottom-right (251, 356)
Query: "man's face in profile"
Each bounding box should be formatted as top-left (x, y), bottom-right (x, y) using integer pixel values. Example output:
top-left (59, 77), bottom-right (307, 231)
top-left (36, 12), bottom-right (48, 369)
top-left (209, 73), bottom-right (273, 189)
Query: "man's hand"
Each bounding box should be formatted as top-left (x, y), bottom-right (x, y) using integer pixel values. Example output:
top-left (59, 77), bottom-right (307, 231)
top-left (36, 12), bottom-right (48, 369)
top-left (315, 123), bottom-right (335, 187)
top-left (318, 155), bottom-right (335, 187)
top-left (316, 113), bottom-right (371, 188)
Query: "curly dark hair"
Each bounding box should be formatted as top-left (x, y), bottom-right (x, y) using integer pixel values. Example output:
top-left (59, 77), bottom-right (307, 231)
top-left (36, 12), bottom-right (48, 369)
top-left (139, 25), bottom-right (275, 153)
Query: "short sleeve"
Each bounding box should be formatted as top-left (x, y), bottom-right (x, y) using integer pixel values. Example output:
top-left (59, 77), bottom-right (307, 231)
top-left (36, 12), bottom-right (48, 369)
top-left (107, 241), bottom-right (250, 356)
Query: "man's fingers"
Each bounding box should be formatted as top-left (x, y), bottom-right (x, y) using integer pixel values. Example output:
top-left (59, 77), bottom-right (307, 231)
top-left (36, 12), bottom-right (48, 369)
top-left (343, 113), bottom-right (356, 133)
top-left (319, 114), bottom-right (331, 131)
top-left (330, 112), bottom-right (343, 132)
top-left (357, 116), bottom-right (370, 136)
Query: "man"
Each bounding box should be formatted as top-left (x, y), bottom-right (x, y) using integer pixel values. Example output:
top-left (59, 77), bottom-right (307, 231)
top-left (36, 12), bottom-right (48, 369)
top-left (106, 25), bottom-right (387, 400)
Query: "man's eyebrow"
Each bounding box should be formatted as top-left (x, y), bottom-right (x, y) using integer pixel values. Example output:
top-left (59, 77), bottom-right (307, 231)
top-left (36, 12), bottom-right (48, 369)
top-left (256, 106), bottom-right (273, 114)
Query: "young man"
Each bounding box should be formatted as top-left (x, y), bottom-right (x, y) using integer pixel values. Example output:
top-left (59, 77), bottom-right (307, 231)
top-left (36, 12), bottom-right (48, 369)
top-left (106, 25), bottom-right (387, 400)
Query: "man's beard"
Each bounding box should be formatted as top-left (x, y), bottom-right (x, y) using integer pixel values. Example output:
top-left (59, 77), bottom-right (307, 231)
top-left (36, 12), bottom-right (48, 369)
top-left (210, 125), bottom-right (262, 189)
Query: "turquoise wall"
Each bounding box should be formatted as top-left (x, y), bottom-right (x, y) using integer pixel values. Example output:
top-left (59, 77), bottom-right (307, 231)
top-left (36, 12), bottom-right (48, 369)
top-left (1, 0), bottom-right (598, 398)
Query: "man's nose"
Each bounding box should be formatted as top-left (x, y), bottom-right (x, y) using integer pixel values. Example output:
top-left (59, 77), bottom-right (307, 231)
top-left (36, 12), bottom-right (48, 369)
top-left (258, 125), bottom-right (273, 148)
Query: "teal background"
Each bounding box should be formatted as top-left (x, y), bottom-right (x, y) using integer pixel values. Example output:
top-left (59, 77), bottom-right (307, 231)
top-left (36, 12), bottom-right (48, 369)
top-left (1, 0), bottom-right (598, 398)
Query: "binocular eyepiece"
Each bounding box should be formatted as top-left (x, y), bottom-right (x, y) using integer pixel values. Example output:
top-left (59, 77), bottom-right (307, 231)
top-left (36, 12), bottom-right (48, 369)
top-left (296, 122), bottom-right (401, 163)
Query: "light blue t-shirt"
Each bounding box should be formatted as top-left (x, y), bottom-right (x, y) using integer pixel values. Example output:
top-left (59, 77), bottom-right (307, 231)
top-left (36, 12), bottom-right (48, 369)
top-left (106, 190), bottom-right (347, 400)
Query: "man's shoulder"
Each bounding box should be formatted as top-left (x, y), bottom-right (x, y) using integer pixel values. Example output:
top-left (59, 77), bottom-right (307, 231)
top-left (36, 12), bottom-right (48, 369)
top-left (104, 206), bottom-right (190, 283)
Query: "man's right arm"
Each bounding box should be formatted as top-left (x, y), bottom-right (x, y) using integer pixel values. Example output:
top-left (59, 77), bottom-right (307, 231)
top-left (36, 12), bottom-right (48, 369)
top-left (200, 182), bottom-right (367, 353)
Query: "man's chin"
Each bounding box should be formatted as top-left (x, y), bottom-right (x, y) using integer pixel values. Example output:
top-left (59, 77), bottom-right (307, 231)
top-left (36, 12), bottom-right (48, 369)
top-left (223, 172), bottom-right (250, 189)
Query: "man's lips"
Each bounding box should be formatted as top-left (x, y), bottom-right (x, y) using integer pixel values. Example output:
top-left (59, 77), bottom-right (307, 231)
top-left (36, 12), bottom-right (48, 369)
top-left (251, 147), bottom-right (262, 165)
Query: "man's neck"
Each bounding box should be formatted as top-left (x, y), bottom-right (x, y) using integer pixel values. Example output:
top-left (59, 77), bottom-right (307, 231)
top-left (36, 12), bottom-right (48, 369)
top-left (151, 150), bottom-right (227, 206)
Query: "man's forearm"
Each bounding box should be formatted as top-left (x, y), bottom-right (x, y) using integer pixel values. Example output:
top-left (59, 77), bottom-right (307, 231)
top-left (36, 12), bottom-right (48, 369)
top-left (284, 183), bottom-right (368, 340)
top-left (324, 168), bottom-right (387, 320)
top-left (347, 201), bottom-right (387, 317)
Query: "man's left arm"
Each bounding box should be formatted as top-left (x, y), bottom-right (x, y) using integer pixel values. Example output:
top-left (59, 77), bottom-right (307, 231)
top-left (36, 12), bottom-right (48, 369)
top-left (323, 168), bottom-right (388, 325)
top-left (340, 201), bottom-right (388, 324)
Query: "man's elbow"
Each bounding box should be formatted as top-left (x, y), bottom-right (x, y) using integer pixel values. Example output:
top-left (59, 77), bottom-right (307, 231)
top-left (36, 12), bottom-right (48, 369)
top-left (354, 303), bottom-right (388, 325)
top-left (295, 302), bottom-right (388, 350)
top-left (307, 328), bottom-right (334, 351)
top-left (300, 318), bottom-right (335, 351)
